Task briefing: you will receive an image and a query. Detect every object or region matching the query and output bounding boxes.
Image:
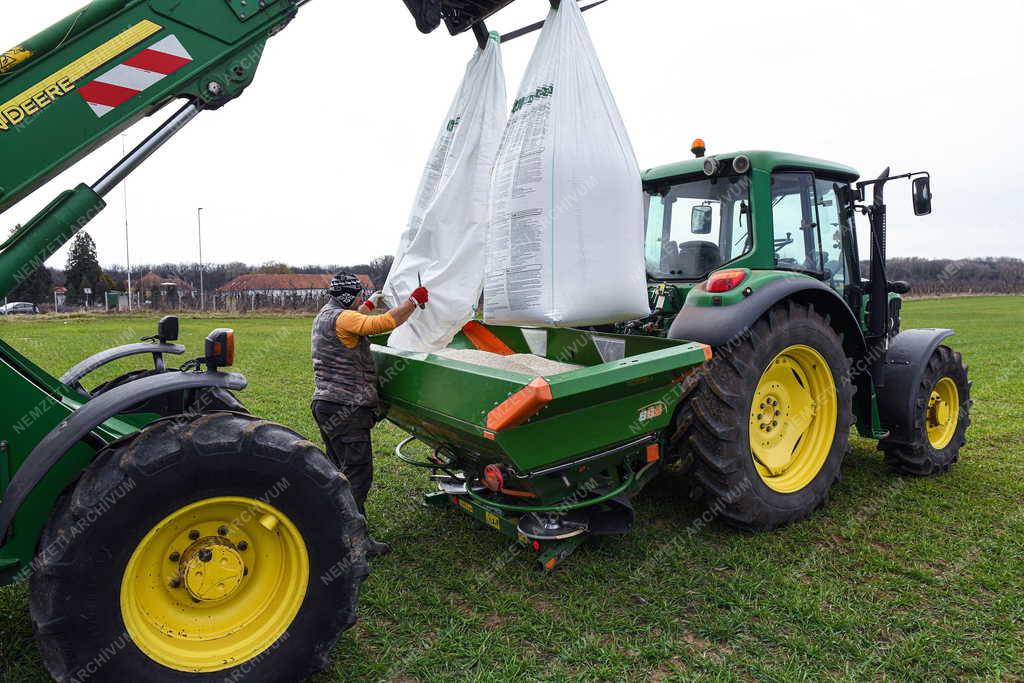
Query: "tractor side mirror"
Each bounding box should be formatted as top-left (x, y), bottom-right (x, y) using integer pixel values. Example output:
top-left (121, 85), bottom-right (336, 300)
top-left (912, 176), bottom-right (932, 216)
top-left (691, 205), bottom-right (713, 234)
top-left (157, 316), bottom-right (179, 343)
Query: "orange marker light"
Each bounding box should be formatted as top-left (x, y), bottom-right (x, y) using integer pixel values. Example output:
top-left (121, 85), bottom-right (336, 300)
top-left (223, 330), bottom-right (235, 366)
top-left (691, 138), bottom-right (706, 158)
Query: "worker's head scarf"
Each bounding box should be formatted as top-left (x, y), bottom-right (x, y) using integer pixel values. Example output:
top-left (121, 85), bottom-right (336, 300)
top-left (328, 272), bottom-right (363, 309)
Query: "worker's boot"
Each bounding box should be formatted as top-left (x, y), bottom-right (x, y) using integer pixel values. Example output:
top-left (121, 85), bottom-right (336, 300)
top-left (365, 537), bottom-right (392, 558)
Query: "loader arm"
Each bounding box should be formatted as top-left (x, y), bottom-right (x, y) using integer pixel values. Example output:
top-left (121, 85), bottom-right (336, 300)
top-left (0, 0), bottom-right (519, 299)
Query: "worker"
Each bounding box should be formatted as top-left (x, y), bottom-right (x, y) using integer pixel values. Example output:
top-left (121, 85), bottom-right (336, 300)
top-left (311, 272), bottom-right (428, 558)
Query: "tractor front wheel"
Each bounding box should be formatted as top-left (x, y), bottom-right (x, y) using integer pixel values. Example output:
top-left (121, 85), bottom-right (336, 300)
top-left (878, 345), bottom-right (971, 475)
top-left (30, 413), bottom-right (369, 682)
top-left (671, 302), bottom-right (854, 530)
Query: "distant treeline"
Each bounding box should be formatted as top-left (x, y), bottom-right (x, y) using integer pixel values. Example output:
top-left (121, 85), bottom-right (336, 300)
top-left (864, 257), bottom-right (1024, 296)
top-left (36, 255), bottom-right (1021, 301)
top-left (47, 256), bottom-right (395, 295)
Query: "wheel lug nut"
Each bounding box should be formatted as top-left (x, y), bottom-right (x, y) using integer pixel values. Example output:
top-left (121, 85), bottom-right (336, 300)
top-left (237, 541), bottom-right (248, 551)
top-left (218, 526), bottom-right (229, 536)
top-left (169, 552), bottom-right (180, 562)
top-left (772, 421), bottom-right (778, 427)
top-left (189, 530), bottom-right (200, 541)
top-left (243, 567), bottom-right (249, 577)
top-left (169, 576), bottom-right (182, 589)
top-left (757, 414), bottom-right (763, 420)
top-left (198, 549), bottom-right (213, 563)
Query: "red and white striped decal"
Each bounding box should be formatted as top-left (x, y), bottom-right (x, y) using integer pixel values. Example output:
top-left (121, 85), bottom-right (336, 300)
top-left (77, 35), bottom-right (192, 117)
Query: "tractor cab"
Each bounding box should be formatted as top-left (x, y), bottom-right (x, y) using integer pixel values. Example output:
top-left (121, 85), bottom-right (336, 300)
top-left (637, 146), bottom-right (929, 339)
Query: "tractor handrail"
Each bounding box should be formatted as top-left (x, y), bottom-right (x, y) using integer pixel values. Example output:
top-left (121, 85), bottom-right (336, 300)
top-left (60, 342), bottom-right (186, 390)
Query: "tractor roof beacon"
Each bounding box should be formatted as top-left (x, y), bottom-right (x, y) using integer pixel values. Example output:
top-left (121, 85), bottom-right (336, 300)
top-left (0, 1), bottom-right (520, 680)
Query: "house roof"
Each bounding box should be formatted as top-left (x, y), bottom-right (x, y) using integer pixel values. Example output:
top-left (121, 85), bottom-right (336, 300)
top-left (138, 271), bottom-right (194, 293)
top-left (215, 273), bottom-right (375, 294)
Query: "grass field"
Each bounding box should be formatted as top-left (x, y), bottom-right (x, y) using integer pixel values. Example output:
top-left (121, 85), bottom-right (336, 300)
top-left (1, 297), bottom-right (1022, 681)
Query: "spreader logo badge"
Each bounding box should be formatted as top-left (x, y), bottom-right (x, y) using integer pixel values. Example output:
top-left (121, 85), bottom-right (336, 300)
top-left (638, 401), bottom-right (666, 423)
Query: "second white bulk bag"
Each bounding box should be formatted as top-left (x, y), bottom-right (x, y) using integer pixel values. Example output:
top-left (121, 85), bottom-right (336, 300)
top-left (483, 0), bottom-right (649, 327)
top-left (384, 34), bottom-right (507, 351)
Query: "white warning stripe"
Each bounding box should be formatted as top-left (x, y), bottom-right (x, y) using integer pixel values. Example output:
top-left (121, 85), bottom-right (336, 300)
top-left (92, 63), bottom-right (167, 92)
top-left (86, 102), bottom-right (115, 117)
top-left (148, 34), bottom-right (190, 60)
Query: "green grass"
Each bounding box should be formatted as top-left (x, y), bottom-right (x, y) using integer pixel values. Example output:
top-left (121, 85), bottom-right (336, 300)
top-left (1, 297), bottom-right (1022, 681)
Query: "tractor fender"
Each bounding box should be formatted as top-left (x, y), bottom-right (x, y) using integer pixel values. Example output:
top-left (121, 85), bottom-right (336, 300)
top-left (667, 276), bottom-right (867, 360)
top-left (60, 342), bottom-right (186, 395)
top-left (0, 370), bottom-right (247, 542)
top-left (876, 328), bottom-right (954, 440)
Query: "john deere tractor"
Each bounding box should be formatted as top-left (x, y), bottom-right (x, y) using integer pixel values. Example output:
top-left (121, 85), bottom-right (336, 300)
top-left (634, 145), bottom-right (971, 529)
top-left (0, 0), bottom-right (522, 680)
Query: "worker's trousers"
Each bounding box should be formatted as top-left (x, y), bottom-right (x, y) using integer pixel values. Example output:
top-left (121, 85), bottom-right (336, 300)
top-left (312, 400), bottom-right (375, 517)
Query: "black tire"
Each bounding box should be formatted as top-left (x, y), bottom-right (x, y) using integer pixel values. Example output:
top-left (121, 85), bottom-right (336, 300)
top-left (878, 345), bottom-right (971, 476)
top-left (670, 301), bottom-right (855, 530)
top-left (30, 413), bottom-right (369, 682)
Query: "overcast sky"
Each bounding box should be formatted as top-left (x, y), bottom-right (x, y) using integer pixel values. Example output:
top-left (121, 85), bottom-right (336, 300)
top-left (3, 1), bottom-right (1022, 270)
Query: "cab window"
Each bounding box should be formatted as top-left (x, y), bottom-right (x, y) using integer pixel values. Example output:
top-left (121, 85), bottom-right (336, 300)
top-left (771, 172), bottom-right (824, 275)
top-left (814, 178), bottom-right (849, 293)
top-left (644, 175), bottom-right (752, 280)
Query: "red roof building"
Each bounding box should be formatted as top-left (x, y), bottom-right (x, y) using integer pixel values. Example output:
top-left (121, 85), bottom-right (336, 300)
top-left (216, 273), bottom-right (374, 297)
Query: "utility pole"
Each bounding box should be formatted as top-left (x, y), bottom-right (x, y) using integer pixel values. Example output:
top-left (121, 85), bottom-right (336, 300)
top-left (122, 134), bottom-right (133, 311)
top-left (197, 207), bottom-right (205, 311)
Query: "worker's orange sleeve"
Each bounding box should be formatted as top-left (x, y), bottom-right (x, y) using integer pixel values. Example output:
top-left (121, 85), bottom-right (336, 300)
top-left (335, 310), bottom-right (396, 349)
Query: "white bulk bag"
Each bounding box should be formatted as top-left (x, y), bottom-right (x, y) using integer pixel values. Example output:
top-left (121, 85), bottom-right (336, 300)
top-left (384, 34), bottom-right (507, 351)
top-left (484, 0), bottom-right (650, 327)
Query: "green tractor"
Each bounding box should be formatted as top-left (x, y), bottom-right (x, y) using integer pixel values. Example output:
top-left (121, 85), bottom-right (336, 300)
top-left (369, 145), bottom-right (972, 566)
top-left (635, 144), bottom-right (972, 528)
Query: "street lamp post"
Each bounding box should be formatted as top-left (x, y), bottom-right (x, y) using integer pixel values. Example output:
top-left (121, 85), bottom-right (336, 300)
top-left (197, 207), bottom-right (205, 311)
top-left (122, 134), bottom-right (132, 311)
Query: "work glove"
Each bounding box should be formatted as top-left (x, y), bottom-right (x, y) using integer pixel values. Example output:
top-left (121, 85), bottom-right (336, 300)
top-left (410, 287), bottom-right (429, 307)
top-left (362, 292), bottom-right (385, 312)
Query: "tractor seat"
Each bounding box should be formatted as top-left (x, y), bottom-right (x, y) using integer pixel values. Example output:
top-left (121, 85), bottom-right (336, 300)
top-left (678, 241), bottom-right (722, 275)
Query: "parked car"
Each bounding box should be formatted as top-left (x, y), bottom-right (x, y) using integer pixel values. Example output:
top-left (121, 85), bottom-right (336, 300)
top-left (0, 302), bottom-right (40, 315)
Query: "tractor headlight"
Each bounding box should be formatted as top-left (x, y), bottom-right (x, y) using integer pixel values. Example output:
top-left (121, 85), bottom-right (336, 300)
top-left (702, 157), bottom-right (720, 177)
top-left (732, 155), bottom-right (751, 174)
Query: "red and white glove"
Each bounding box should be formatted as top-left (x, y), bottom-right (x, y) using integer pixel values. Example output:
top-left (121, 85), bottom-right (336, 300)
top-left (410, 287), bottom-right (429, 307)
top-left (362, 292), bottom-right (385, 312)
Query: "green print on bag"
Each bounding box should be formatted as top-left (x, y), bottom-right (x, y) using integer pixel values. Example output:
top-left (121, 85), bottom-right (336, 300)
top-left (511, 84), bottom-right (554, 114)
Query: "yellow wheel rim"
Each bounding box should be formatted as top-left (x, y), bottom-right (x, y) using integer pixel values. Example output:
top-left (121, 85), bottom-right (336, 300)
top-left (120, 497), bottom-right (309, 673)
top-left (926, 376), bottom-right (959, 449)
top-left (749, 345), bottom-right (838, 493)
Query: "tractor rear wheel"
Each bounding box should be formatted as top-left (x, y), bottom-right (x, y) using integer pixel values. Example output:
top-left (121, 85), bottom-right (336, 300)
top-left (671, 302), bottom-right (854, 530)
top-left (30, 413), bottom-right (369, 682)
top-left (878, 345), bottom-right (971, 475)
